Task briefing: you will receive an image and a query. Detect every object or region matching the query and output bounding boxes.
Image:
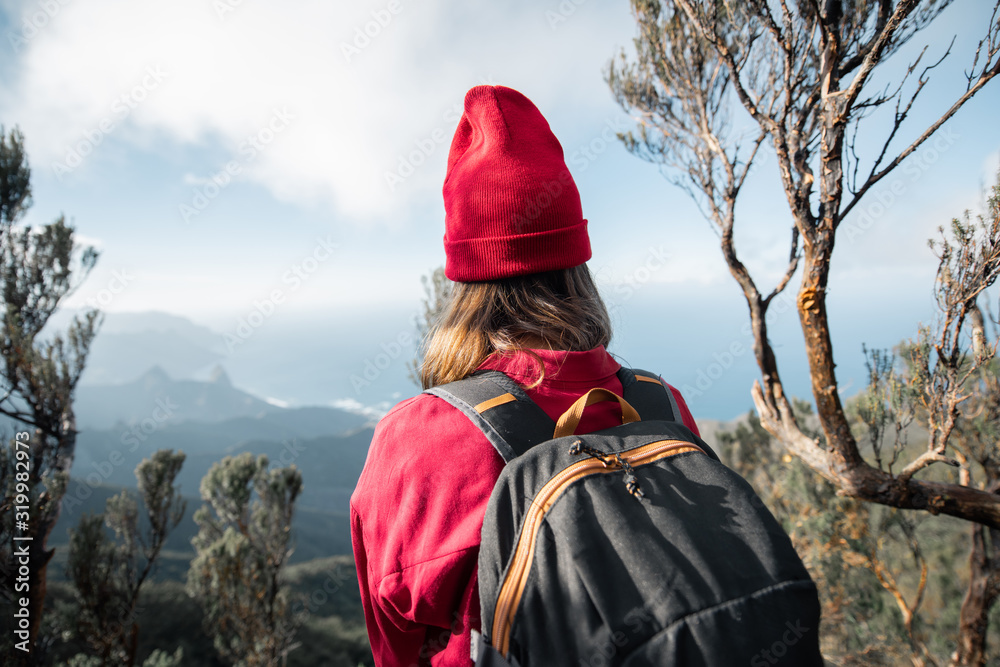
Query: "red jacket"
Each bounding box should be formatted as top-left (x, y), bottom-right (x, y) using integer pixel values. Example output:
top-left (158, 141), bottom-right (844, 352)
top-left (350, 346), bottom-right (700, 666)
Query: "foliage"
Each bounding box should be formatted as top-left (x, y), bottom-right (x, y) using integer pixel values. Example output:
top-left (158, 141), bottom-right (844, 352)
top-left (0, 124), bottom-right (101, 663)
top-left (187, 452), bottom-right (303, 667)
top-left (608, 0), bottom-right (1000, 521)
top-left (66, 648), bottom-right (184, 667)
top-left (850, 176), bottom-right (1000, 664)
top-left (742, 178), bottom-right (1000, 663)
top-left (715, 174), bottom-right (1000, 665)
top-left (43, 554), bottom-right (374, 667)
top-left (610, 2), bottom-right (1000, 661)
top-left (717, 406), bottom-right (986, 664)
top-left (63, 450), bottom-right (186, 666)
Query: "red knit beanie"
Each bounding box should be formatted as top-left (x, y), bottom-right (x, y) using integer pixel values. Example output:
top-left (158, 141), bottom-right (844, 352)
top-left (442, 85), bottom-right (591, 282)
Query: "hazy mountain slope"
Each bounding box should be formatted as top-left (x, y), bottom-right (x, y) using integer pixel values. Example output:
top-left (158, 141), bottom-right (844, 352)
top-left (74, 365), bottom-right (281, 430)
top-left (72, 425), bottom-right (374, 513)
top-left (50, 479), bottom-right (354, 577)
top-left (43, 310), bottom-right (226, 385)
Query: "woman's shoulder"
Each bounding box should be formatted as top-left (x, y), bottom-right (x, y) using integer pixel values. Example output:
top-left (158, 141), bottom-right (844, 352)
top-left (369, 390), bottom-right (511, 462)
top-left (355, 391), bottom-right (505, 500)
top-left (351, 390), bottom-right (507, 572)
top-left (373, 390), bottom-right (470, 434)
top-left (376, 392), bottom-right (429, 424)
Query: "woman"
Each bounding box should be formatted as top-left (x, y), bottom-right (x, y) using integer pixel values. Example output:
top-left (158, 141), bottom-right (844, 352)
top-left (350, 85), bottom-right (700, 666)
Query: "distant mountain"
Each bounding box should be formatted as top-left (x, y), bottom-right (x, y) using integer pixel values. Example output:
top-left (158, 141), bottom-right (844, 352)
top-left (75, 364), bottom-right (278, 430)
top-left (67, 358), bottom-right (376, 517)
top-left (74, 362), bottom-right (373, 430)
top-left (54, 310), bottom-right (229, 386)
top-left (44, 308), bottom-right (419, 413)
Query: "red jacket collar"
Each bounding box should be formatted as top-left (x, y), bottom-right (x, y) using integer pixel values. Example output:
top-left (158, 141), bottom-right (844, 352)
top-left (476, 345), bottom-right (621, 387)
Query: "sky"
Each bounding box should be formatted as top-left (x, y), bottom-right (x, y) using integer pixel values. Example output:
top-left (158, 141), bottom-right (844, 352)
top-left (1, 0), bottom-right (998, 419)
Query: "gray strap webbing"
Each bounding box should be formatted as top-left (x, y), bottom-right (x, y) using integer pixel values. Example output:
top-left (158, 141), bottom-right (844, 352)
top-left (425, 370), bottom-right (555, 463)
top-left (617, 367), bottom-right (681, 424)
top-left (428, 368), bottom-right (682, 463)
top-left (426, 385), bottom-right (518, 462)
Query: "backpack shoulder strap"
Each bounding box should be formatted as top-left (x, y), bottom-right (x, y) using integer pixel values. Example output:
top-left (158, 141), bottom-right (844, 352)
top-left (424, 370), bottom-right (556, 463)
top-left (616, 367), bottom-right (681, 424)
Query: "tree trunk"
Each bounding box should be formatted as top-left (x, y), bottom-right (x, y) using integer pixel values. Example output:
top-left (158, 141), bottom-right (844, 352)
top-left (952, 521), bottom-right (1000, 666)
top-left (797, 233), bottom-right (863, 471)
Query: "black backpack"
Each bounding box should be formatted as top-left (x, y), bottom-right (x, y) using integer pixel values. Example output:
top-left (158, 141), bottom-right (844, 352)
top-left (427, 367), bottom-right (823, 667)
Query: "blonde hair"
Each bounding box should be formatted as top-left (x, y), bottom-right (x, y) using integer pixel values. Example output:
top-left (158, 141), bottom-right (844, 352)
top-left (419, 265), bottom-right (613, 389)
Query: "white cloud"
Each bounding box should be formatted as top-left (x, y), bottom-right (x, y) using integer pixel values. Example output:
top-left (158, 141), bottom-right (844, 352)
top-left (5, 0), bottom-right (995, 329)
top-left (0, 0), bottom-right (635, 222)
top-left (71, 232), bottom-right (106, 252)
top-left (264, 396), bottom-right (289, 409)
top-left (329, 396), bottom-right (387, 420)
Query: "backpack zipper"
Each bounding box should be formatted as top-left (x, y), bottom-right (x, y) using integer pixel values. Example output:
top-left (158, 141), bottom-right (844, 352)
top-left (491, 439), bottom-right (706, 656)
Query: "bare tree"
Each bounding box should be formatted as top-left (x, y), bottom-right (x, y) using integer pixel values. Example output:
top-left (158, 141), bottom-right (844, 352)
top-left (840, 181), bottom-right (1000, 663)
top-left (938, 189), bottom-right (1000, 666)
top-left (607, 0), bottom-right (1000, 528)
top-left (610, 2), bottom-right (1000, 661)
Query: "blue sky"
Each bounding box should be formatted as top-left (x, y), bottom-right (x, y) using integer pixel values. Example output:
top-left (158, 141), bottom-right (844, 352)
top-left (1, 0), bottom-right (998, 419)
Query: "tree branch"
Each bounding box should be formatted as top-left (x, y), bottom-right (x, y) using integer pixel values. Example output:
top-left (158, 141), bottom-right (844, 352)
top-left (841, 28), bottom-right (1000, 221)
top-left (838, 0), bottom-right (923, 114)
